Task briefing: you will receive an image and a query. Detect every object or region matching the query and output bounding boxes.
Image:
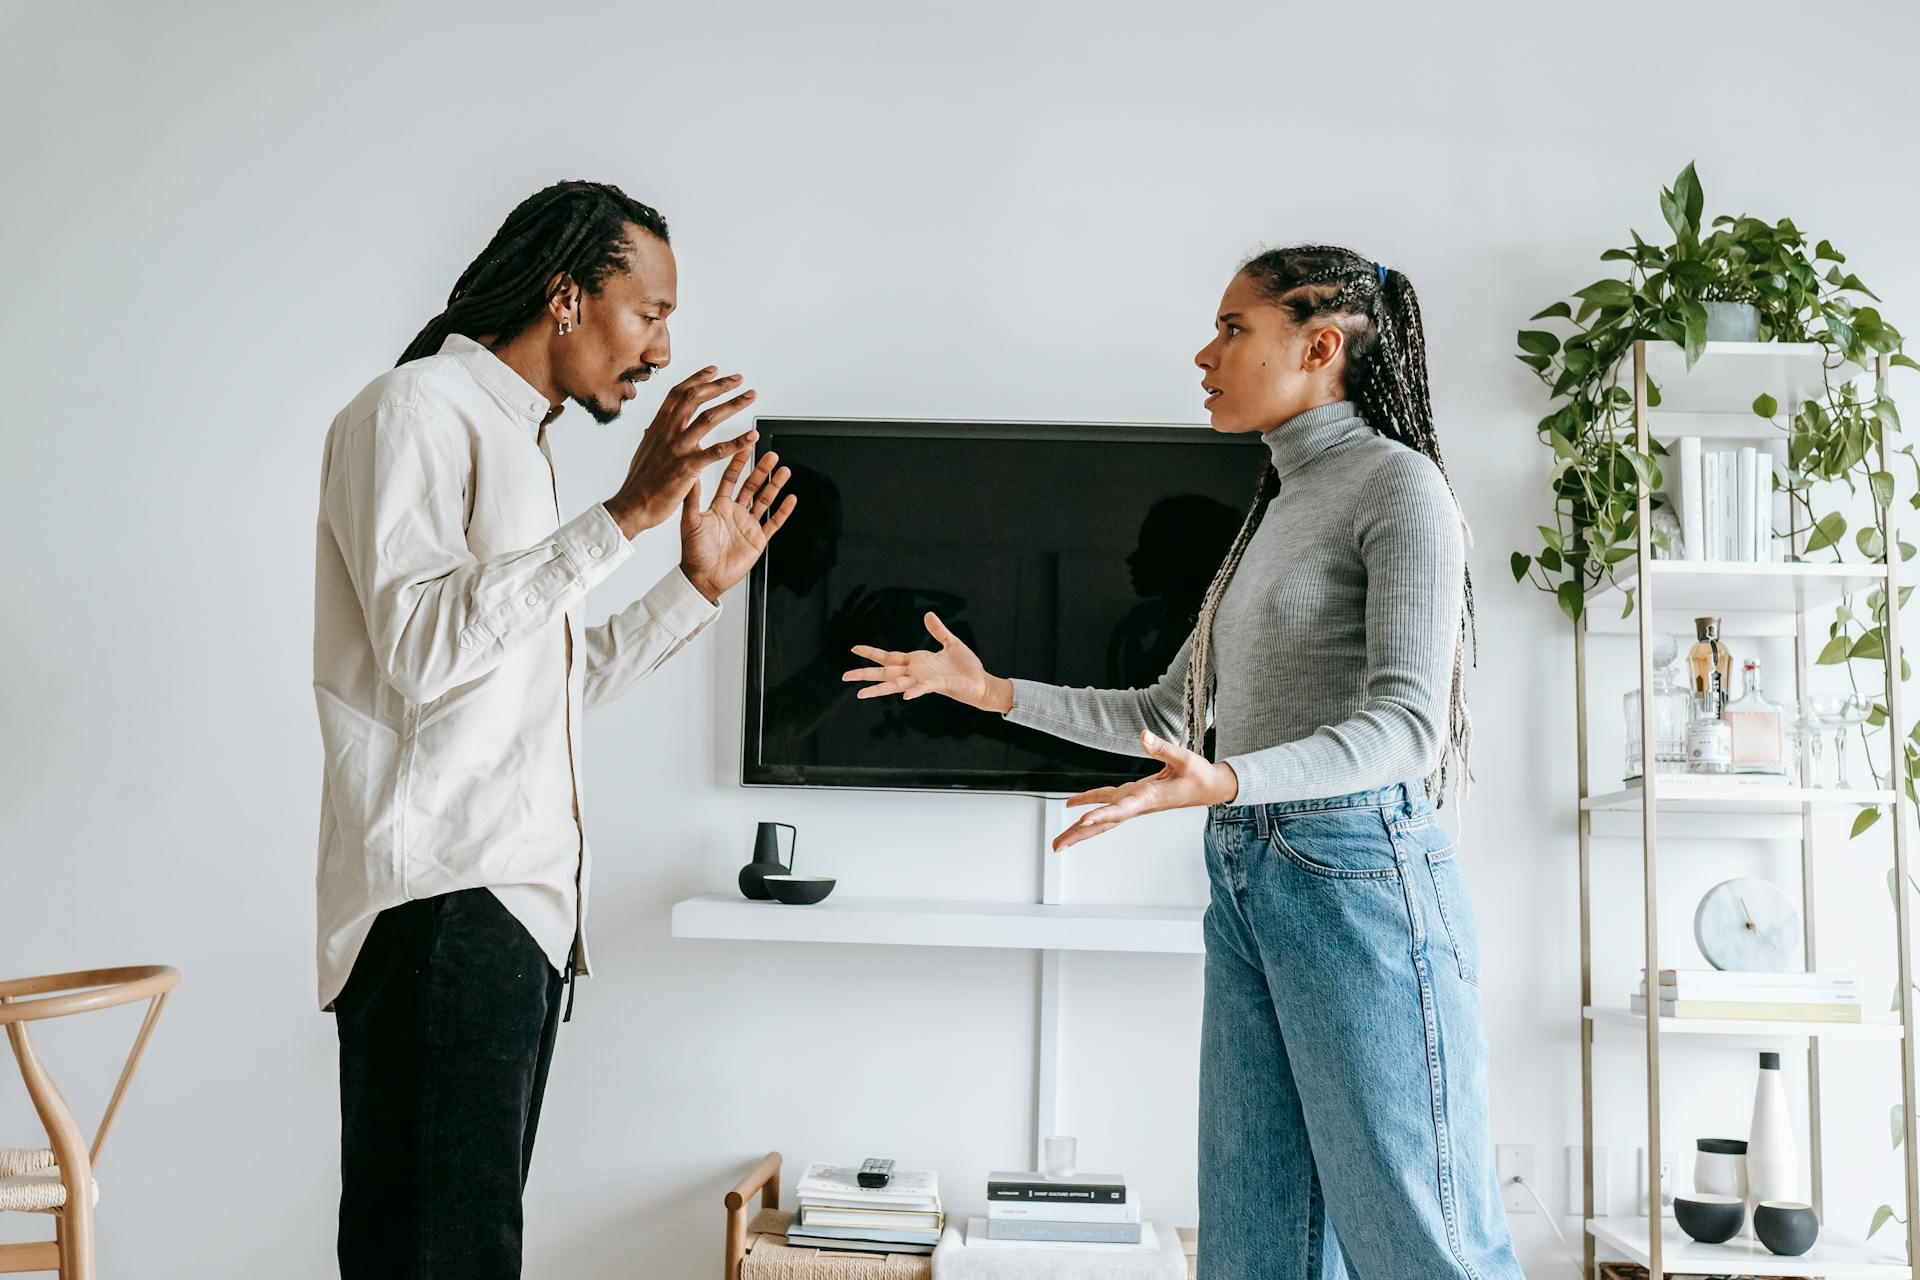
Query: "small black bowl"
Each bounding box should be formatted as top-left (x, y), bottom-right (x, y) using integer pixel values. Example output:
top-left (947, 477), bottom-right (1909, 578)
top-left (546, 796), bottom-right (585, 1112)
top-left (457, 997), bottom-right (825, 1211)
top-left (1753, 1201), bottom-right (1819, 1257)
top-left (1673, 1194), bottom-right (1745, 1245)
top-left (764, 875), bottom-right (836, 905)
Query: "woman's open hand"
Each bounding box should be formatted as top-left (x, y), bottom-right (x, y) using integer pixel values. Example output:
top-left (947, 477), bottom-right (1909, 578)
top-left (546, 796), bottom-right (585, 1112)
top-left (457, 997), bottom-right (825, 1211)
top-left (842, 612), bottom-right (1012, 713)
top-left (1053, 730), bottom-right (1240, 851)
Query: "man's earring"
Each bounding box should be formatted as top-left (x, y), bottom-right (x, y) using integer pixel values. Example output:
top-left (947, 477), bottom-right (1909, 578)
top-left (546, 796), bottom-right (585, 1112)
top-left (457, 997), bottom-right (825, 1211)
top-left (557, 315), bottom-right (572, 336)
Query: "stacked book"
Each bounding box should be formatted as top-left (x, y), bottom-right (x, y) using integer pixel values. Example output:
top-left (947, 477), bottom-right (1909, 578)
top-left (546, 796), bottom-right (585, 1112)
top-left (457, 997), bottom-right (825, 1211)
top-left (787, 1162), bottom-right (944, 1257)
top-left (1630, 969), bottom-right (1861, 1023)
top-left (968, 1169), bottom-right (1158, 1250)
top-left (1668, 436), bottom-right (1779, 564)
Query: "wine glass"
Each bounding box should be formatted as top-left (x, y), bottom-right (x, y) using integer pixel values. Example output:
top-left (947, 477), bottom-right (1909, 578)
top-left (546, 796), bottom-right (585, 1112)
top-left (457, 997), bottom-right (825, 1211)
top-left (1830, 695), bottom-right (1873, 790)
top-left (1809, 694), bottom-right (1855, 790)
top-left (1795, 702), bottom-right (1829, 787)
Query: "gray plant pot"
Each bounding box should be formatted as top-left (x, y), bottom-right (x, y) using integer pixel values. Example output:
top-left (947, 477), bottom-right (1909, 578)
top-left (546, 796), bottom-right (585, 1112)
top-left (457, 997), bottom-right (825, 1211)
top-left (1753, 1200), bottom-right (1820, 1256)
top-left (1704, 301), bottom-right (1761, 342)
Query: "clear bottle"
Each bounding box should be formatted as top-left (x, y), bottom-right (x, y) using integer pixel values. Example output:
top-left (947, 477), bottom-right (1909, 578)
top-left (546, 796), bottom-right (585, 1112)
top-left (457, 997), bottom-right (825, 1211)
top-left (1724, 658), bottom-right (1788, 776)
top-left (1624, 632), bottom-right (1690, 780)
top-left (1687, 696), bottom-right (1734, 774)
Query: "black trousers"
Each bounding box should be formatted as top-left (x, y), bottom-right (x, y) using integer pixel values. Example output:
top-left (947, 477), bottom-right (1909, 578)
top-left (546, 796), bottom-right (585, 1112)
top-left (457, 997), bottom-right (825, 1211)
top-left (335, 888), bottom-right (565, 1279)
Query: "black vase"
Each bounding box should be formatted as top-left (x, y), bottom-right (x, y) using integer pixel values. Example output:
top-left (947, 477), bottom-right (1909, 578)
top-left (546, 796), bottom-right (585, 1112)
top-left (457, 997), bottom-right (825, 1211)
top-left (739, 822), bottom-right (797, 901)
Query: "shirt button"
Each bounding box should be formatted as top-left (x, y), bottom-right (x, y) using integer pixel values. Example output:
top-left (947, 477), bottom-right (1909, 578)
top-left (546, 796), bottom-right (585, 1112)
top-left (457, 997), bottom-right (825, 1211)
top-left (588, 545), bottom-right (604, 559)
top-left (524, 591), bottom-right (538, 605)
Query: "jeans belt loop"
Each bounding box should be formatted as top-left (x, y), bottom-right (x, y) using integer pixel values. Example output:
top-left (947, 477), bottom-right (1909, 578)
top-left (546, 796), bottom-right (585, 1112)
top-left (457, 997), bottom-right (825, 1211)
top-left (1253, 804), bottom-right (1271, 840)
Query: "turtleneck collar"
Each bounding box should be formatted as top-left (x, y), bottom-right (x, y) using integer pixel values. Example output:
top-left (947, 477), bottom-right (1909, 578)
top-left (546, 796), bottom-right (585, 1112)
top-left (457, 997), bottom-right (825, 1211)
top-left (1262, 400), bottom-right (1374, 480)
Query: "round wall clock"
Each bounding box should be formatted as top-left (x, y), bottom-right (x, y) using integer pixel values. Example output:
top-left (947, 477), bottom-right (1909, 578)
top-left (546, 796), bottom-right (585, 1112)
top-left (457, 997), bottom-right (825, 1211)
top-left (1693, 877), bottom-right (1802, 972)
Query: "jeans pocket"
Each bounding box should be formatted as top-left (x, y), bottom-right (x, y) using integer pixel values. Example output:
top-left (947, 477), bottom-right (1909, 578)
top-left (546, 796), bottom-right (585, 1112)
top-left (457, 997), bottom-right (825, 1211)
top-left (1268, 809), bottom-right (1400, 880)
top-left (1426, 851), bottom-right (1481, 986)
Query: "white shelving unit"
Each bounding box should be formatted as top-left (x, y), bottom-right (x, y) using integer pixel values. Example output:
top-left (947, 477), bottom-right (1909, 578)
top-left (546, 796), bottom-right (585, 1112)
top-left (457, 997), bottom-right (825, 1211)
top-left (1585, 1005), bottom-right (1905, 1041)
top-left (1573, 340), bottom-right (1919, 1276)
top-left (670, 894), bottom-right (1204, 954)
top-left (670, 796), bottom-right (1201, 1167)
top-left (1588, 1215), bottom-right (1907, 1278)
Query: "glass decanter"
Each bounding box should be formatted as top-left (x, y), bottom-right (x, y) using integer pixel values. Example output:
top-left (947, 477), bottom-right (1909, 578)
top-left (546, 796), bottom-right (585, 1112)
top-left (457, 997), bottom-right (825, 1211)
top-left (1624, 632), bottom-right (1690, 781)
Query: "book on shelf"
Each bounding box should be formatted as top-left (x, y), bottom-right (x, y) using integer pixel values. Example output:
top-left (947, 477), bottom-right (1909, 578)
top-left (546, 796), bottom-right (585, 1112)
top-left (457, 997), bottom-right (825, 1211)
top-left (1670, 436), bottom-right (1777, 564)
top-left (1629, 993), bottom-right (1863, 1022)
top-left (783, 1231), bottom-right (936, 1256)
top-left (1637, 981), bottom-right (1858, 1006)
top-left (799, 1205), bottom-right (946, 1232)
top-left (987, 1170), bottom-right (1127, 1203)
top-left (964, 1218), bottom-right (1161, 1253)
top-left (988, 1199), bottom-right (1141, 1224)
top-left (784, 1221), bottom-right (943, 1247)
top-left (1642, 969), bottom-right (1856, 999)
top-left (985, 1217), bottom-right (1144, 1244)
top-left (794, 1162), bottom-right (940, 1211)
top-left (1678, 436), bottom-right (1705, 563)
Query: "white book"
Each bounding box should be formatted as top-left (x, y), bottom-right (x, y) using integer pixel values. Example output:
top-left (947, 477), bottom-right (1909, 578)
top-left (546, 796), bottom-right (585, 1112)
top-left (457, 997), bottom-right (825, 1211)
top-left (1754, 448), bottom-right (1773, 560)
top-left (1678, 436), bottom-right (1705, 562)
top-left (963, 1218), bottom-right (1161, 1253)
top-left (795, 1163), bottom-right (940, 1212)
top-left (1646, 968), bottom-right (1856, 990)
top-left (1736, 447), bottom-right (1757, 563)
top-left (989, 1200), bottom-right (1142, 1224)
top-left (1702, 454), bottom-right (1721, 563)
top-left (1640, 981), bottom-right (1859, 1005)
top-left (1721, 450), bottom-right (1739, 560)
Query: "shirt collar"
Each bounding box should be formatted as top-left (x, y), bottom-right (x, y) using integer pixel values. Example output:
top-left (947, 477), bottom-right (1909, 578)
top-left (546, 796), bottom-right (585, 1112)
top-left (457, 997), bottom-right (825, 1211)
top-left (438, 334), bottom-right (552, 429)
top-left (1262, 400), bottom-right (1374, 480)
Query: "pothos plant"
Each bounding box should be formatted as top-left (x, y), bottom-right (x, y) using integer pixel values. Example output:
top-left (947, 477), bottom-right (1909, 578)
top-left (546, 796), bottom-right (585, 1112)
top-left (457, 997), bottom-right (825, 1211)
top-left (1511, 161), bottom-right (1918, 814)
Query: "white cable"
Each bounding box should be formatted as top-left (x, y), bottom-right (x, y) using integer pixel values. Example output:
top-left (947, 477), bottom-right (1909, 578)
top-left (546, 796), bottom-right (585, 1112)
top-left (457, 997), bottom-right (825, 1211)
top-left (1509, 1174), bottom-right (1584, 1275)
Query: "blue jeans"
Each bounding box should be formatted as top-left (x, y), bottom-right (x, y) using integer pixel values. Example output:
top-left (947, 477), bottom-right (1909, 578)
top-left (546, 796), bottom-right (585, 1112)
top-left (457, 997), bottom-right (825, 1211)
top-left (1198, 784), bottom-right (1523, 1279)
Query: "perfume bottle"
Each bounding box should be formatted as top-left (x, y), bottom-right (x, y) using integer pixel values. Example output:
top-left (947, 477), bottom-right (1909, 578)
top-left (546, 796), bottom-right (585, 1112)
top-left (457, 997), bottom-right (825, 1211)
top-left (1624, 632), bottom-right (1690, 780)
top-left (1687, 617), bottom-right (1735, 704)
top-left (1724, 659), bottom-right (1789, 776)
top-left (1686, 617), bottom-right (1735, 775)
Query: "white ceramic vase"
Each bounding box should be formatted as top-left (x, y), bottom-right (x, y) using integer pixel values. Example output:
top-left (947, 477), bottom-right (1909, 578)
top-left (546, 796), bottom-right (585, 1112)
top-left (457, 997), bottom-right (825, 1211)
top-left (1747, 1052), bottom-right (1798, 1235)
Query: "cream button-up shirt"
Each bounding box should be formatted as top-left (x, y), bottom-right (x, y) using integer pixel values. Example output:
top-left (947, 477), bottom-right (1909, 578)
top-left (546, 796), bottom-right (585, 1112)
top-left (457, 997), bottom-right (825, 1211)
top-left (312, 334), bottom-right (717, 1009)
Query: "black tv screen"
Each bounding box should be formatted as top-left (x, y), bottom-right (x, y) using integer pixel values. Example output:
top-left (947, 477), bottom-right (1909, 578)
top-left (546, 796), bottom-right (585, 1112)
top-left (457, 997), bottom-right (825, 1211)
top-left (740, 418), bottom-right (1266, 793)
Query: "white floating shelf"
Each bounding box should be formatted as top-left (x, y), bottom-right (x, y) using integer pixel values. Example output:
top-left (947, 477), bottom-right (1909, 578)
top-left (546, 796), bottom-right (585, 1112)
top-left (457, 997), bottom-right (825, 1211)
top-left (669, 894), bottom-right (1205, 954)
top-left (1586, 560), bottom-right (1887, 632)
top-left (1642, 340), bottom-right (1875, 416)
top-left (1585, 1005), bottom-right (1903, 1040)
top-left (1589, 1213), bottom-right (1908, 1277)
top-left (1584, 781), bottom-right (1895, 814)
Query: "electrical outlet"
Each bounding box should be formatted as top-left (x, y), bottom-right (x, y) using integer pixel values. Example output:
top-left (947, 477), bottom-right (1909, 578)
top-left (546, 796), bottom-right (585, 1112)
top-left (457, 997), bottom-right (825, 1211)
top-left (1496, 1143), bottom-right (1536, 1214)
top-left (1636, 1146), bottom-right (1676, 1216)
top-left (1565, 1145), bottom-right (1612, 1216)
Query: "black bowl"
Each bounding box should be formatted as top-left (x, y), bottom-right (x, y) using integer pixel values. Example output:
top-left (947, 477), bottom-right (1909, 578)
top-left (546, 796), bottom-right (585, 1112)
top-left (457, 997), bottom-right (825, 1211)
top-left (1753, 1201), bottom-right (1819, 1257)
top-left (1673, 1194), bottom-right (1745, 1245)
top-left (764, 875), bottom-right (836, 905)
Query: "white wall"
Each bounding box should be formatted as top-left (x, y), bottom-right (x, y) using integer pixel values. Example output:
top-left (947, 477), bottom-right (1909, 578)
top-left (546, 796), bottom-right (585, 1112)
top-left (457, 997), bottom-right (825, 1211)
top-left (4, 2), bottom-right (1918, 1275)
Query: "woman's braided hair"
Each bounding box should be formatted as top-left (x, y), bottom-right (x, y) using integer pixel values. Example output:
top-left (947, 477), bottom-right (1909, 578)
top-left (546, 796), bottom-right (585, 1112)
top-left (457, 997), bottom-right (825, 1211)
top-left (397, 180), bottom-right (670, 366)
top-left (1179, 245), bottom-right (1475, 805)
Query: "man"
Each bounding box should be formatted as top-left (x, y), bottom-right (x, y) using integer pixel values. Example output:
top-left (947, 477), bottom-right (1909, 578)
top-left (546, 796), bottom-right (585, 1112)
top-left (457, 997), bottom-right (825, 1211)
top-left (312, 180), bottom-right (793, 1277)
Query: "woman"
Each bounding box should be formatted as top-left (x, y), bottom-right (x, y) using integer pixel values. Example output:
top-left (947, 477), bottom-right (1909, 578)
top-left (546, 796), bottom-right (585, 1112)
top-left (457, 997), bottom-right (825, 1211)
top-left (843, 245), bottom-right (1520, 1277)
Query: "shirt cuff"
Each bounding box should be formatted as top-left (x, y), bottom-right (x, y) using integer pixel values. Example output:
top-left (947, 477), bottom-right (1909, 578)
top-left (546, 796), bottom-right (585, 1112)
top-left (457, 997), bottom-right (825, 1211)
top-left (644, 565), bottom-right (722, 641)
top-left (555, 504), bottom-right (638, 591)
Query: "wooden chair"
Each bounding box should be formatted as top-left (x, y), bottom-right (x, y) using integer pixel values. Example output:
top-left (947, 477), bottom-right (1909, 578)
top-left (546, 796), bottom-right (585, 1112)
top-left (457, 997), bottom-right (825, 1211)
top-left (0, 966), bottom-right (180, 1280)
top-left (724, 1151), bottom-right (783, 1279)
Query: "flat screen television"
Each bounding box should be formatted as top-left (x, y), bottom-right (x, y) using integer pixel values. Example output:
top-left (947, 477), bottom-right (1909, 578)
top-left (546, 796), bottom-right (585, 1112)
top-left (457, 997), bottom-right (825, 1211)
top-left (740, 417), bottom-right (1267, 794)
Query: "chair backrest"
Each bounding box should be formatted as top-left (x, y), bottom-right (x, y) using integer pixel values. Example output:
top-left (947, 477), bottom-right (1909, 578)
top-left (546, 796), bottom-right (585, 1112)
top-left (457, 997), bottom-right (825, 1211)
top-left (0, 966), bottom-right (180, 1176)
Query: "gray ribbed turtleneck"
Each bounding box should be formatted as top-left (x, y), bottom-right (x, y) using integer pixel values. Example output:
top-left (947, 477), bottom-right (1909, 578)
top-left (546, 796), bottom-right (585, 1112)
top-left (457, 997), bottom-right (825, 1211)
top-left (1005, 400), bottom-right (1465, 805)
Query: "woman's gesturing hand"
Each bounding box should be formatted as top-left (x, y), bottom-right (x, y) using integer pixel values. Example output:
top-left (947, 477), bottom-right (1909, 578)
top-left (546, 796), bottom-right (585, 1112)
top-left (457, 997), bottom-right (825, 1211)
top-left (1052, 730), bottom-right (1241, 851)
top-left (842, 612), bottom-right (1013, 713)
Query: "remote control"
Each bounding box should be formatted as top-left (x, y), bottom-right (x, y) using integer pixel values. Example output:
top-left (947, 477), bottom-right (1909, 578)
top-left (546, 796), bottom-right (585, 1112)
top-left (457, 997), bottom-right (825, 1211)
top-left (858, 1157), bottom-right (895, 1188)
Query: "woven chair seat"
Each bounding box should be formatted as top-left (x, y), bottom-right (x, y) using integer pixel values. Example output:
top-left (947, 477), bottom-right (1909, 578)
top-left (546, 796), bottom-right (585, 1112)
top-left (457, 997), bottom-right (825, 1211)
top-left (0, 1148), bottom-right (52, 1178)
top-left (0, 1167), bottom-right (97, 1214)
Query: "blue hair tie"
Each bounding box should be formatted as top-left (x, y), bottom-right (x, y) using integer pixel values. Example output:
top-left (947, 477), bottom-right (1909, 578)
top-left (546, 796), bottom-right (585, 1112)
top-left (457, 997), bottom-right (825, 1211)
top-left (1375, 262), bottom-right (1388, 286)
